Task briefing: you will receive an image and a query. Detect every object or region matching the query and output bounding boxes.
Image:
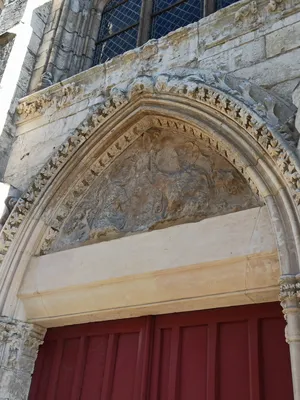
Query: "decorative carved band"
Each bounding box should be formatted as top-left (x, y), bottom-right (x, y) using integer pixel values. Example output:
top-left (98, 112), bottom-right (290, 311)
top-left (280, 274), bottom-right (300, 301)
top-left (1, 71), bottom-right (300, 267)
top-left (17, 82), bottom-right (84, 119)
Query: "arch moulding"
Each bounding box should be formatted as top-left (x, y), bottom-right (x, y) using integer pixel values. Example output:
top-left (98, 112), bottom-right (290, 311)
top-left (2, 69), bottom-right (300, 393)
top-left (1, 70), bottom-right (300, 306)
top-left (1, 72), bottom-right (300, 371)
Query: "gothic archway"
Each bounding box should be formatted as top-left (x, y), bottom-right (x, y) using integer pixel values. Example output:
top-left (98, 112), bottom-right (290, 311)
top-left (1, 70), bottom-right (300, 395)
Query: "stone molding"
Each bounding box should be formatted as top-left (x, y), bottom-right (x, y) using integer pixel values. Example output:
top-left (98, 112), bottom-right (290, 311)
top-left (235, 0), bottom-right (258, 23)
top-left (267, 0), bottom-right (286, 12)
top-left (0, 317), bottom-right (46, 400)
top-left (16, 81), bottom-right (84, 119)
top-left (27, 0), bottom-right (300, 88)
top-left (1, 71), bottom-right (300, 262)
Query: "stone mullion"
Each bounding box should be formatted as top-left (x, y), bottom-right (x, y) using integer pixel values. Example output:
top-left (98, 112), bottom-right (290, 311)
top-left (0, 317), bottom-right (46, 400)
top-left (280, 274), bottom-right (300, 400)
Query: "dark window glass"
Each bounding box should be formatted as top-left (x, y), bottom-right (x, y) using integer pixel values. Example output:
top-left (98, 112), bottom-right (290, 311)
top-left (95, 26), bottom-right (139, 64)
top-left (94, 0), bottom-right (141, 64)
top-left (153, 0), bottom-right (181, 12)
top-left (94, 0), bottom-right (242, 65)
top-left (215, 0), bottom-right (239, 9)
top-left (151, 0), bottom-right (203, 40)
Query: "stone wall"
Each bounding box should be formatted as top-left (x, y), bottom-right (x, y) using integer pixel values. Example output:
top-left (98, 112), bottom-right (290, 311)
top-left (0, 33), bottom-right (15, 83)
top-left (28, 0), bottom-right (103, 91)
top-left (3, 0), bottom-right (300, 191)
top-left (0, 0), bottom-right (27, 34)
top-left (0, 0), bottom-right (50, 181)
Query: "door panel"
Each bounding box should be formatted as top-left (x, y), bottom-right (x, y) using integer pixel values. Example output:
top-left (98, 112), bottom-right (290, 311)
top-left (217, 321), bottom-right (250, 400)
top-left (179, 325), bottom-right (208, 399)
top-left (29, 303), bottom-right (293, 400)
top-left (260, 317), bottom-right (294, 400)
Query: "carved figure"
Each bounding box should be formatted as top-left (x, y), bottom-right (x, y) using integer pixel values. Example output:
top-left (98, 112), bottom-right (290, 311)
top-left (52, 128), bottom-right (259, 252)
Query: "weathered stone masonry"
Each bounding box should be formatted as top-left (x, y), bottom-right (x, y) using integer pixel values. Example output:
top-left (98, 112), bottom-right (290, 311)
top-left (1, 0), bottom-right (300, 398)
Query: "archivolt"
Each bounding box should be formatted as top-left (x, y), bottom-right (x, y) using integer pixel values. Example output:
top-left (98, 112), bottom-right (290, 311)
top-left (1, 70), bottom-right (300, 316)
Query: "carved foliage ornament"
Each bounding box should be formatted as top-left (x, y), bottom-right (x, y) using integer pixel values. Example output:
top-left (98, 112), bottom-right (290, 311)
top-left (16, 82), bottom-right (84, 118)
top-left (1, 71), bottom-right (300, 263)
top-left (280, 275), bottom-right (300, 301)
top-left (235, 1), bottom-right (258, 23)
top-left (0, 317), bottom-right (45, 372)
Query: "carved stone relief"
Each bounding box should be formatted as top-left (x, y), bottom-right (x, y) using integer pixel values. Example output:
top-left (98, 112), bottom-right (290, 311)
top-left (52, 128), bottom-right (260, 252)
top-left (0, 317), bottom-right (46, 400)
top-left (1, 71), bottom-right (300, 264)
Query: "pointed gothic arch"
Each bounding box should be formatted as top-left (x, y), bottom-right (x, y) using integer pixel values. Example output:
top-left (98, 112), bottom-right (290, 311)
top-left (0, 69), bottom-right (300, 319)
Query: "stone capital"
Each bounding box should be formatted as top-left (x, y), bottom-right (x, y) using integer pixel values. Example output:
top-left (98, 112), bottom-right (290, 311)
top-left (0, 317), bottom-right (46, 400)
top-left (279, 274), bottom-right (300, 309)
top-left (279, 275), bottom-right (300, 344)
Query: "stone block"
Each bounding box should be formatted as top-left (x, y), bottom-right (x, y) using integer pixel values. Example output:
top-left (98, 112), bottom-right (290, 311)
top-left (22, 50), bottom-right (36, 72)
top-left (28, 32), bottom-right (41, 55)
top-left (17, 66), bottom-right (32, 94)
top-left (64, 9), bottom-right (81, 33)
top-left (266, 21), bottom-right (300, 58)
top-left (31, 9), bottom-right (47, 39)
top-left (0, 33), bottom-right (14, 83)
top-left (0, 0), bottom-right (27, 35)
top-left (28, 66), bottom-right (44, 92)
top-left (269, 78), bottom-right (300, 102)
top-left (54, 47), bottom-right (72, 71)
top-left (234, 47), bottom-right (300, 87)
top-left (199, 37), bottom-right (266, 72)
top-left (292, 82), bottom-right (300, 134)
top-left (36, 29), bottom-right (54, 54)
top-left (35, 1), bottom-right (51, 24)
top-left (5, 107), bottom-right (89, 189)
top-left (33, 49), bottom-right (50, 70)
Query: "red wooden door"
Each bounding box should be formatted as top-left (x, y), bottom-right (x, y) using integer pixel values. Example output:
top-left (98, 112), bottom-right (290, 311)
top-left (149, 303), bottom-right (293, 400)
top-left (29, 303), bottom-right (293, 400)
top-left (29, 317), bottom-right (151, 400)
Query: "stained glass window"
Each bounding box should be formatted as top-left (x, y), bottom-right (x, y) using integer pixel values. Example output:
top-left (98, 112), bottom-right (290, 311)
top-left (94, 0), bottom-right (241, 65)
top-left (94, 0), bottom-right (142, 64)
top-left (151, 0), bottom-right (203, 40)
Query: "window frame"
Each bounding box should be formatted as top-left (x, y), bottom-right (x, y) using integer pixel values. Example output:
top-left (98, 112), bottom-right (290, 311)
top-left (94, 0), bottom-right (217, 65)
top-left (139, 0), bottom-right (217, 45)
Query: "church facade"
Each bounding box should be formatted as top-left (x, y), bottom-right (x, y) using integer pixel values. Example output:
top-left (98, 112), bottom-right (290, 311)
top-left (0, 0), bottom-right (300, 398)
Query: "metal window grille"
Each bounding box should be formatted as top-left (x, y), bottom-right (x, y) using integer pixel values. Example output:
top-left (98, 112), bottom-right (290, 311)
top-left (151, 0), bottom-right (203, 40)
top-left (93, 0), bottom-right (242, 66)
top-left (93, 0), bottom-right (142, 65)
top-left (215, 0), bottom-right (239, 10)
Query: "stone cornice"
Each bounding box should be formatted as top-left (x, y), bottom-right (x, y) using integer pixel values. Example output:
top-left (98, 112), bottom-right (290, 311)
top-left (17, 82), bottom-right (85, 120)
top-left (1, 71), bottom-right (300, 266)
